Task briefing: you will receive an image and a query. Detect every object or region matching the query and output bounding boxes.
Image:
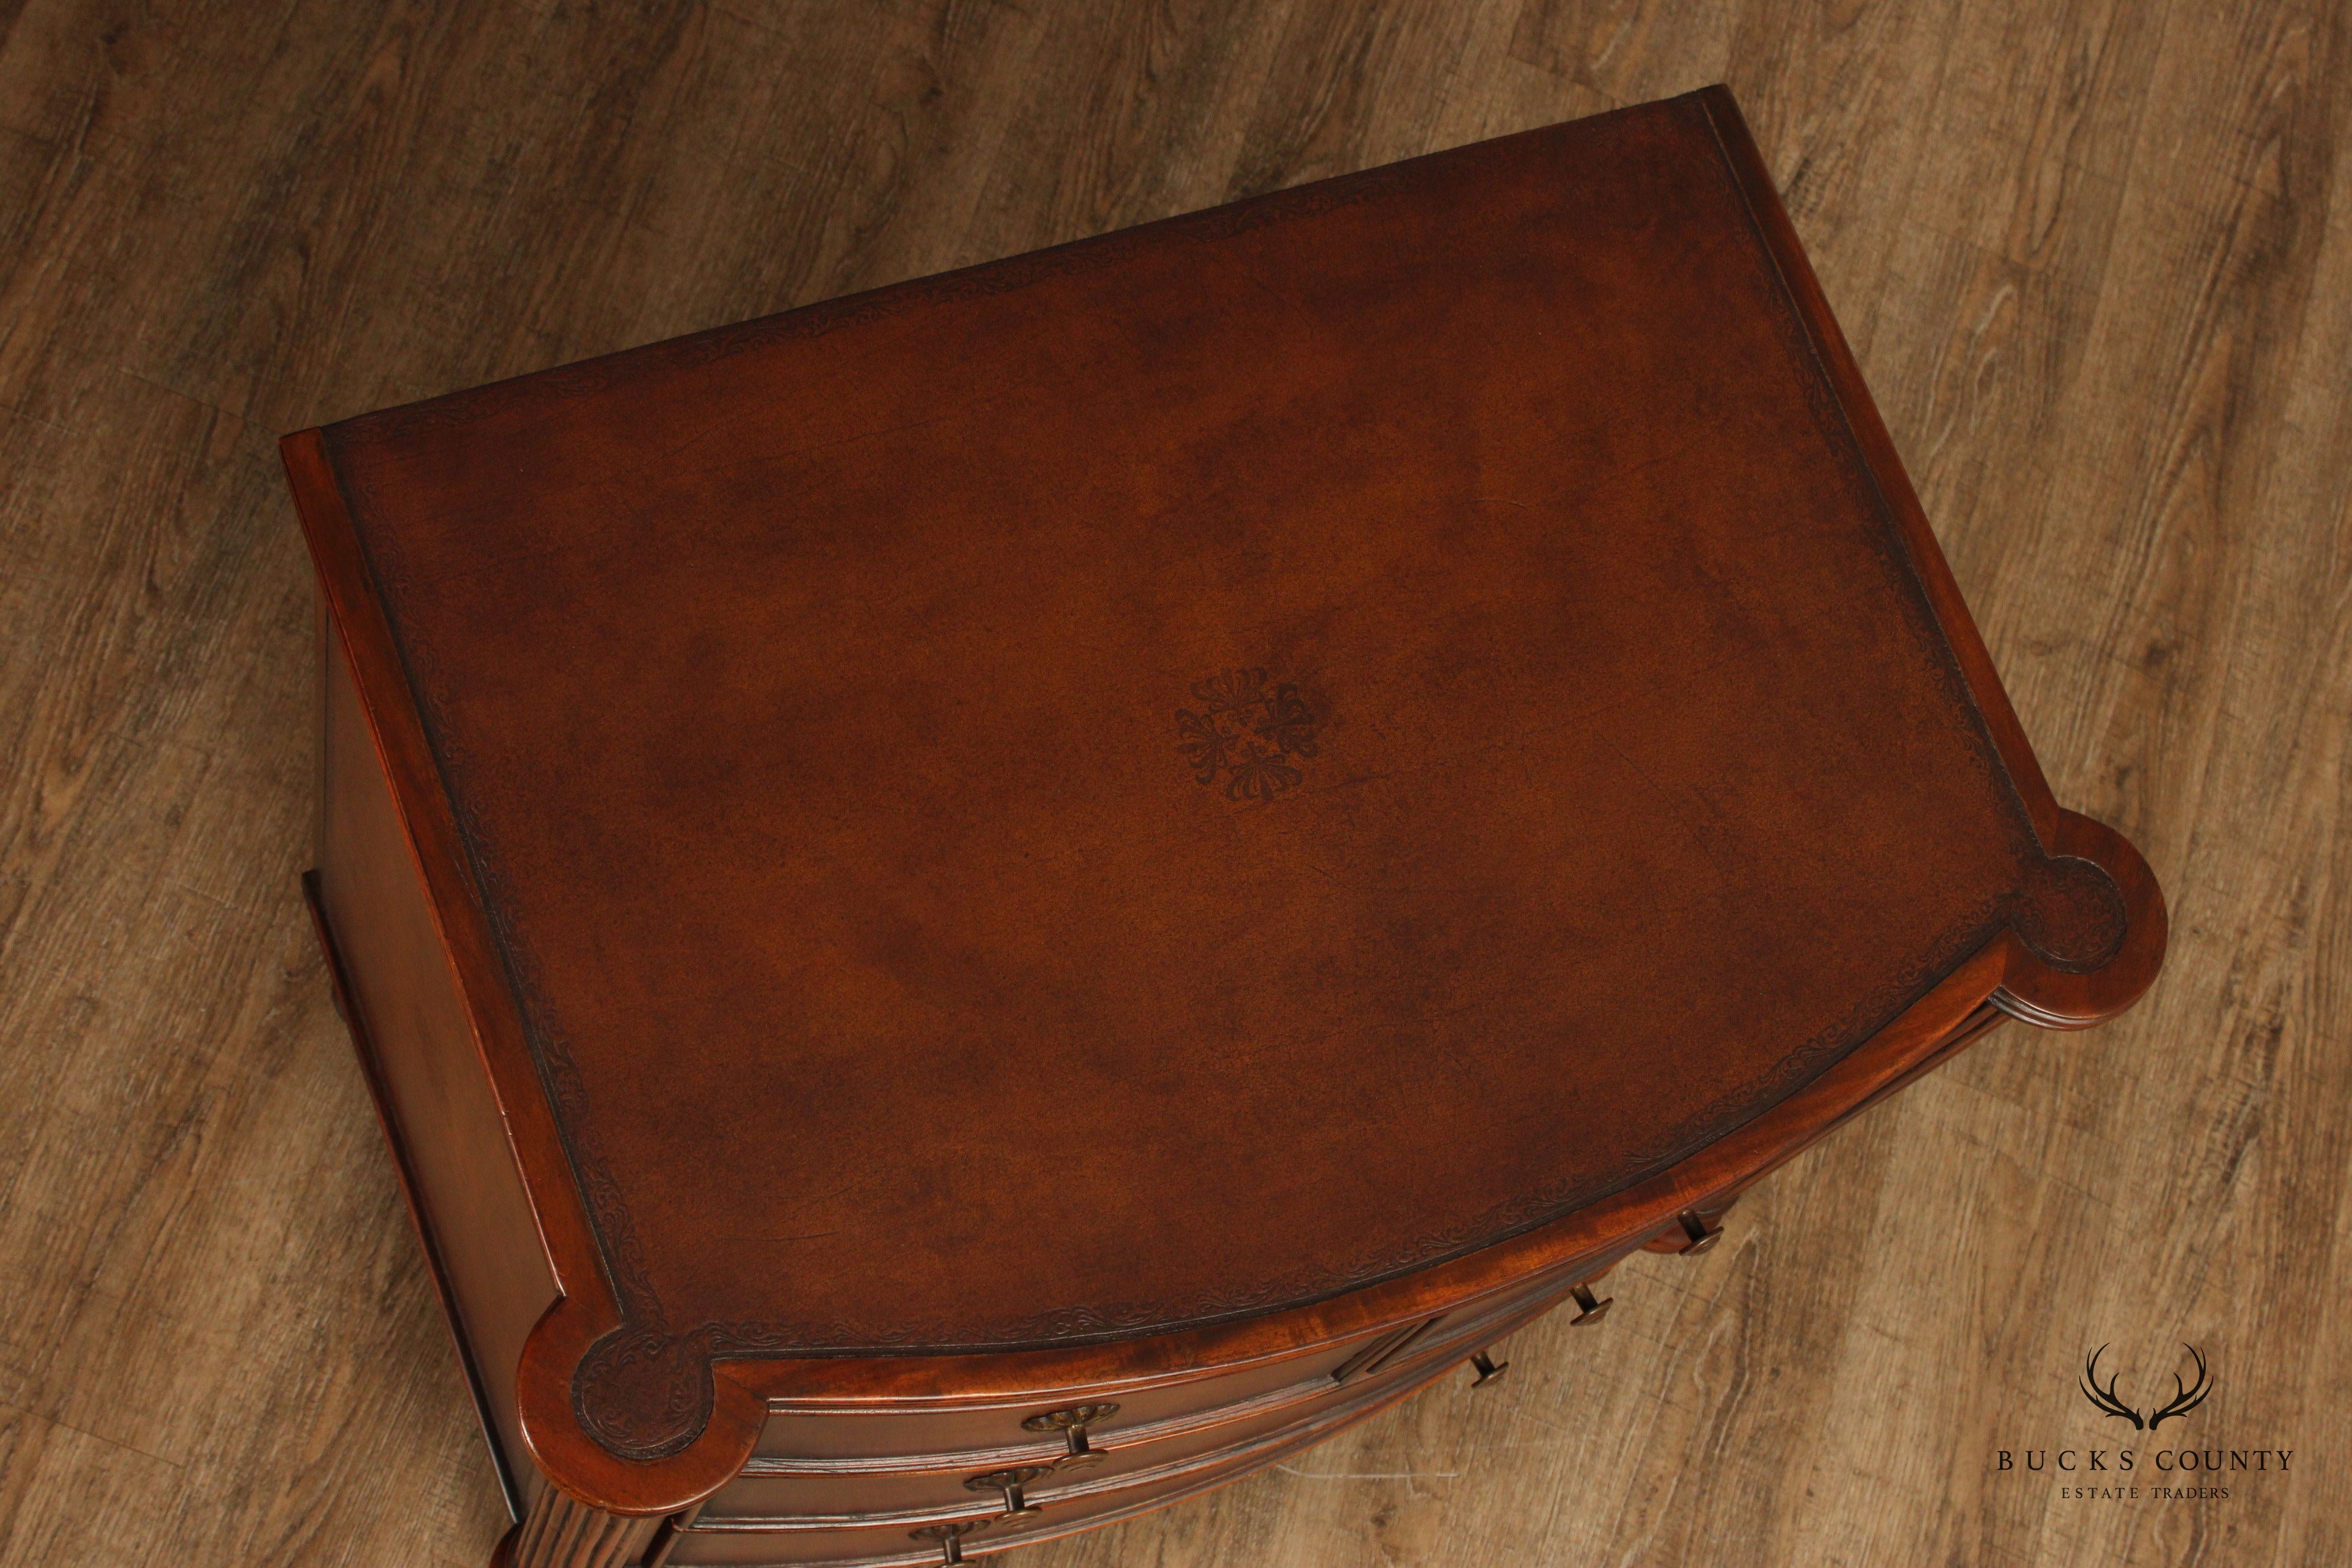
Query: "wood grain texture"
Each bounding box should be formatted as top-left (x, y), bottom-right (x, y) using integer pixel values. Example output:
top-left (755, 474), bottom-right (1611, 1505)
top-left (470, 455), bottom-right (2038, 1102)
top-left (0, 3), bottom-right (2342, 1567)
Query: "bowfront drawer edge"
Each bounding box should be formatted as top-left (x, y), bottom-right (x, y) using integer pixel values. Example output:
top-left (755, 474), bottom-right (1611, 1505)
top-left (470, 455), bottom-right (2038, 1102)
top-left (692, 1366), bottom-right (1423, 1537)
top-left (697, 1275), bottom-right (1578, 1535)
top-left (675, 1378), bottom-right (1451, 1568)
top-left (732, 1265), bottom-right (1592, 1491)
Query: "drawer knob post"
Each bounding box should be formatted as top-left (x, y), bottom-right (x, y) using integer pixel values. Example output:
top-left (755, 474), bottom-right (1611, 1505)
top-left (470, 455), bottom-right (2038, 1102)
top-left (1677, 1209), bottom-right (1723, 1254)
top-left (1022, 1403), bottom-right (1118, 1471)
top-left (1468, 1350), bottom-right (1508, 1386)
top-left (964, 1466), bottom-right (1050, 1522)
top-left (1570, 1283), bottom-right (1613, 1324)
top-left (910, 1520), bottom-right (984, 1565)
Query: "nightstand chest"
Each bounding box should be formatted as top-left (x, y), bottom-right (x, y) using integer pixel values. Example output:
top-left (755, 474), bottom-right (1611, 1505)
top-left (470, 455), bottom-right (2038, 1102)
top-left (283, 84), bottom-right (2164, 1568)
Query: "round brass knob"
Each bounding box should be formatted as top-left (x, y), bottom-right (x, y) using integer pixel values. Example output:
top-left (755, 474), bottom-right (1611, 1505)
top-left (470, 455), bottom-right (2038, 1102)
top-left (1054, 1426), bottom-right (1107, 1469)
top-left (1020, 1403), bottom-right (1118, 1432)
top-left (1023, 1403), bottom-right (1118, 1470)
top-left (1677, 1210), bottom-right (1722, 1254)
top-left (965, 1465), bottom-right (1050, 1522)
top-left (1570, 1283), bottom-right (1613, 1325)
top-left (964, 1466), bottom-right (1052, 1492)
top-left (910, 1520), bottom-right (985, 1564)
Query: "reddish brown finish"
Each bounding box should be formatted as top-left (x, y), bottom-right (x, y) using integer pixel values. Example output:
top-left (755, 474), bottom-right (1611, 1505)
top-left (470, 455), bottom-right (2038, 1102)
top-left (286, 85), bottom-right (2163, 1559)
top-left (314, 633), bottom-right (556, 1515)
top-left (504, 1485), bottom-right (664, 1568)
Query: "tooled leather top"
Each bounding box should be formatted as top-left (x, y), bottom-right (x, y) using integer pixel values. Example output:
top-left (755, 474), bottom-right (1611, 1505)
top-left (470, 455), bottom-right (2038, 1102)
top-left (316, 92), bottom-right (2122, 1459)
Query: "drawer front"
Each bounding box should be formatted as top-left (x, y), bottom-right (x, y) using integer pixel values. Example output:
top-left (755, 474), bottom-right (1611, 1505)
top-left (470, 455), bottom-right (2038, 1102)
top-left (674, 1342), bottom-right (1473, 1567)
top-left (749, 1247), bottom-right (1602, 1469)
top-left (750, 1320), bottom-right (1396, 1464)
top-left (704, 1265), bottom-right (1590, 1534)
top-left (714, 1350), bottom-right (1383, 1524)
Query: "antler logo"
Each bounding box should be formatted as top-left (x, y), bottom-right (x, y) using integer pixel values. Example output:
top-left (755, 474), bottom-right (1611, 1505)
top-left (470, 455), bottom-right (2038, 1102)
top-left (2079, 1343), bottom-right (2213, 1430)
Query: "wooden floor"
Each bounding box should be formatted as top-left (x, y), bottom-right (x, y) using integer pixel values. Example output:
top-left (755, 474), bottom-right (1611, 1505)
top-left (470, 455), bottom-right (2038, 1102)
top-left (2, 2), bottom-right (2347, 1564)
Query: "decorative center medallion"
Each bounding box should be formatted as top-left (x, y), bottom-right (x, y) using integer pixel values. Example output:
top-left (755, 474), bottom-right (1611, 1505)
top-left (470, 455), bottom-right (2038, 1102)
top-left (1176, 668), bottom-right (1318, 801)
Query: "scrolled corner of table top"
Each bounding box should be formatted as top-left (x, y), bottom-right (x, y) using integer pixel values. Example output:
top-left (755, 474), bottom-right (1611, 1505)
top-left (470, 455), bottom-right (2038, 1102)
top-left (511, 1295), bottom-right (765, 1520)
top-left (1993, 808), bottom-right (2168, 1031)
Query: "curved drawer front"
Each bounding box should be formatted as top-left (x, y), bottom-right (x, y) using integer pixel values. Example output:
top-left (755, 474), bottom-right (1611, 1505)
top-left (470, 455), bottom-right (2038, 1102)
top-left (713, 1355), bottom-right (1378, 1524)
top-left (681, 1268), bottom-right (1593, 1567)
top-left (749, 1319), bottom-right (1400, 1464)
top-left (718, 1274), bottom-right (1571, 1521)
top-left (673, 1353), bottom-right (1459, 1566)
top-left (745, 1240), bottom-right (1611, 1470)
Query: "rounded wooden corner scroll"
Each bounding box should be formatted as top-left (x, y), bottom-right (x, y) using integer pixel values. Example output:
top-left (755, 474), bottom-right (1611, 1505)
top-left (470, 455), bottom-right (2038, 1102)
top-left (1995, 808), bottom-right (2168, 1031)
top-left (514, 1296), bottom-right (763, 1518)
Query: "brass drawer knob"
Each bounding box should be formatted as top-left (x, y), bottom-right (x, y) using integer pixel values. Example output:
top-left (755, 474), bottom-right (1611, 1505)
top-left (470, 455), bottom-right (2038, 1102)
top-left (1021, 1403), bottom-right (1119, 1431)
top-left (1023, 1403), bottom-right (1118, 1469)
top-left (1468, 1350), bottom-right (1508, 1387)
top-left (910, 1519), bottom-right (985, 1564)
top-left (1570, 1283), bottom-right (1613, 1324)
top-left (1677, 1209), bottom-right (1723, 1254)
top-left (964, 1465), bottom-right (1050, 1521)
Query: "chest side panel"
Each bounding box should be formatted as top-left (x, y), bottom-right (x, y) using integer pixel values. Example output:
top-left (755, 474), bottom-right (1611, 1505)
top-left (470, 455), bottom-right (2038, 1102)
top-left (318, 610), bottom-right (559, 1495)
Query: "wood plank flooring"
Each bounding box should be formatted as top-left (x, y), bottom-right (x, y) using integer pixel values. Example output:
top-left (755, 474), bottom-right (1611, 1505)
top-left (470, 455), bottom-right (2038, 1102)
top-left (1, 2), bottom-right (2347, 1564)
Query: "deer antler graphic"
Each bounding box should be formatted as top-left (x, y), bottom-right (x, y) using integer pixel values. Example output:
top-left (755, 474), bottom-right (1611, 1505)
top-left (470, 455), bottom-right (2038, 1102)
top-left (2079, 1344), bottom-right (2144, 1429)
top-left (2145, 1344), bottom-right (2211, 1430)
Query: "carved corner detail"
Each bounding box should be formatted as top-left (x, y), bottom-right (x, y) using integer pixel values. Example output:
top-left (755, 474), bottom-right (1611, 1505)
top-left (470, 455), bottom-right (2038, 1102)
top-left (1995, 809), bottom-right (2168, 1031)
top-left (574, 1328), bottom-right (717, 1464)
top-left (517, 1298), bottom-right (762, 1520)
top-left (2008, 852), bottom-right (2129, 973)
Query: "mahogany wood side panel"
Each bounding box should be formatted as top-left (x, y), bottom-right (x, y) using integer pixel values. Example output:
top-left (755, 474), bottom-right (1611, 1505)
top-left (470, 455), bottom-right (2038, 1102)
top-left (316, 611), bottom-right (558, 1513)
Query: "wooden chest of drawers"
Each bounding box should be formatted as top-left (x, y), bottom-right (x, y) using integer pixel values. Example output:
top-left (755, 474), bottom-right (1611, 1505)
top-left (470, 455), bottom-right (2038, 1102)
top-left (282, 85), bottom-right (2164, 1567)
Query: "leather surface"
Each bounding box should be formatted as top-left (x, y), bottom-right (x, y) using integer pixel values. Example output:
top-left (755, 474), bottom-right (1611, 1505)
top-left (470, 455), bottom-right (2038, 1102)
top-left (316, 93), bottom-right (2117, 1384)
